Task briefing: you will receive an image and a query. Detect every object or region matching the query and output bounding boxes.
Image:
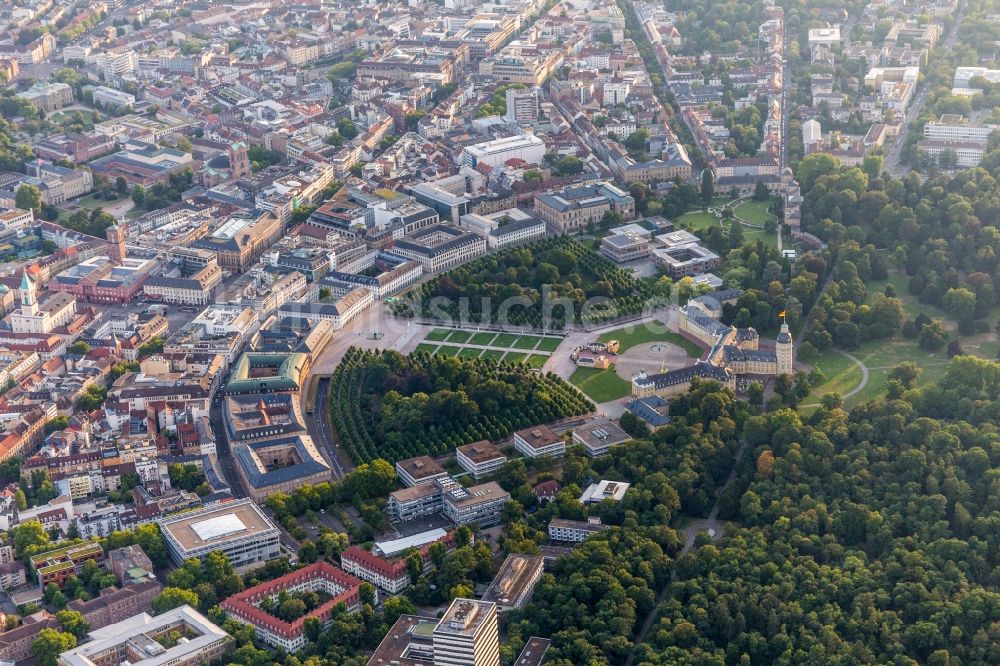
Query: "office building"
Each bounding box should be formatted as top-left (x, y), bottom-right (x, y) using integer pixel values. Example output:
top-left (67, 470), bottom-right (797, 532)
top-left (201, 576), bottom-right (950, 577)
top-left (505, 88), bottom-right (540, 124)
top-left (547, 517), bottom-right (611, 543)
top-left (367, 614), bottom-right (438, 665)
top-left (512, 425), bottom-right (565, 459)
top-left (234, 435), bottom-right (332, 501)
top-left (432, 599), bottom-right (500, 666)
top-left (441, 480), bottom-right (509, 527)
top-left (395, 455), bottom-right (448, 487)
top-left (579, 479), bottom-right (631, 503)
top-left (481, 555), bottom-right (545, 612)
top-left (157, 499), bottom-right (281, 567)
top-left (600, 232), bottom-right (650, 263)
top-left (456, 441), bottom-right (507, 480)
top-left (30, 542), bottom-right (104, 590)
top-left (392, 224), bottom-right (487, 274)
top-left (55, 606), bottom-right (230, 666)
top-left (572, 421), bottom-right (631, 457)
top-left (461, 135), bottom-right (546, 169)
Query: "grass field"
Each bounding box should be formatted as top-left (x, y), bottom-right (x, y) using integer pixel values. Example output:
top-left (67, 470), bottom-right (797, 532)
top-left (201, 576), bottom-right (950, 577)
top-left (569, 366), bottom-right (631, 402)
top-left (458, 348), bottom-right (481, 358)
top-left (598, 324), bottom-right (703, 358)
top-left (734, 199), bottom-right (775, 226)
top-left (414, 343), bottom-right (439, 354)
top-left (512, 335), bottom-right (542, 350)
top-left (481, 349), bottom-right (504, 360)
top-left (436, 345), bottom-right (460, 356)
top-left (425, 328), bottom-right (451, 342)
top-left (493, 333), bottom-right (519, 347)
top-left (446, 330), bottom-right (472, 344)
top-left (536, 337), bottom-right (563, 352)
top-left (676, 211), bottom-right (719, 230)
top-left (469, 332), bottom-right (497, 346)
top-left (504, 352), bottom-right (527, 364)
top-left (800, 348), bottom-right (864, 406)
top-left (526, 355), bottom-right (547, 368)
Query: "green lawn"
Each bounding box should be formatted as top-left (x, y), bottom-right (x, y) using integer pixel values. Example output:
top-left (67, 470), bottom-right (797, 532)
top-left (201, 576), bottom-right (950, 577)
top-left (526, 355), bottom-right (547, 368)
top-left (436, 345), bottom-right (460, 356)
top-left (734, 199), bottom-right (775, 226)
top-left (800, 348), bottom-right (864, 406)
top-left (598, 323), bottom-right (703, 358)
top-left (414, 343), bottom-right (439, 354)
top-left (493, 333), bottom-right (519, 347)
top-left (458, 348), bottom-right (482, 358)
top-left (424, 328), bottom-right (451, 342)
top-left (469, 331), bottom-right (497, 346)
top-left (569, 366), bottom-right (631, 402)
top-left (481, 349), bottom-right (504, 360)
top-left (536, 337), bottom-right (564, 352)
top-left (513, 335), bottom-right (543, 350)
top-left (446, 330), bottom-right (472, 344)
top-left (676, 211), bottom-right (719, 231)
top-left (503, 352), bottom-right (527, 364)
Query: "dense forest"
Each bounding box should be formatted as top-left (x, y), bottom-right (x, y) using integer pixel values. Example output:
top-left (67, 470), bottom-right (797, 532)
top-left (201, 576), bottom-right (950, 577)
top-left (493, 357), bottom-right (1000, 665)
top-left (402, 237), bottom-right (670, 329)
top-left (328, 348), bottom-right (594, 463)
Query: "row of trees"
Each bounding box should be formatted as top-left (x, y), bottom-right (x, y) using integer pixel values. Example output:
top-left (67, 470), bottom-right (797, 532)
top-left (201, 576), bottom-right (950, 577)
top-left (404, 237), bottom-right (670, 329)
top-left (328, 348), bottom-right (593, 464)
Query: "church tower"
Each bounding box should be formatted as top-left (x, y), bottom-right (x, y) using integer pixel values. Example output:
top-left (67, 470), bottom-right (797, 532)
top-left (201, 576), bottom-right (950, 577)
top-left (229, 141), bottom-right (251, 180)
top-left (20, 272), bottom-right (38, 317)
top-left (107, 222), bottom-right (126, 265)
top-left (776, 321), bottom-right (793, 375)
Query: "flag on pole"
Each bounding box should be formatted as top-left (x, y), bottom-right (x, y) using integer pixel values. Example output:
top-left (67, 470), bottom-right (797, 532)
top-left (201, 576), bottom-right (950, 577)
top-left (778, 310), bottom-right (786, 318)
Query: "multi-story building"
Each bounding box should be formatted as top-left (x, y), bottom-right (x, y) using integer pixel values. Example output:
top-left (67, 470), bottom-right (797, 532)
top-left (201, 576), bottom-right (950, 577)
top-left (395, 455), bottom-right (449, 487)
top-left (277, 287), bottom-right (374, 330)
top-left (600, 232), bottom-right (650, 263)
top-left (481, 554), bottom-right (545, 612)
top-left (441, 480), bottom-right (510, 527)
top-left (513, 425), bottom-right (565, 459)
top-left (340, 531), bottom-right (456, 594)
top-left (391, 225), bottom-right (487, 274)
top-left (91, 86), bottom-right (136, 111)
top-left (534, 182), bottom-right (636, 233)
top-left (89, 142), bottom-right (197, 189)
top-left (29, 542), bottom-right (105, 590)
top-left (143, 247), bottom-right (222, 305)
top-left (220, 562), bottom-right (362, 652)
top-left (56, 605), bottom-right (230, 666)
top-left (388, 482), bottom-right (443, 522)
top-left (17, 82), bottom-right (74, 113)
top-left (461, 135), bottom-right (546, 169)
top-left (505, 87), bottom-right (540, 124)
top-left (456, 441), bottom-right (507, 480)
top-left (547, 517), bottom-right (611, 542)
top-left (66, 580), bottom-right (162, 630)
top-left (357, 43), bottom-right (468, 86)
top-left (572, 421), bottom-right (631, 457)
top-left (190, 213), bottom-right (283, 272)
top-left (234, 435), bottom-right (332, 501)
top-left (432, 599), bottom-right (501, 666)
top-left (157, 499), bottom-right (281, 567)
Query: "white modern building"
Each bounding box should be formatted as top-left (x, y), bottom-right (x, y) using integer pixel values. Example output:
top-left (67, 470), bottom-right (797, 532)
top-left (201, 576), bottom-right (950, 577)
top-left (547, 517), bottom-right (611, 543)
top-left (456, 441), bottom-right (507, 480)
top-left (512, 425), bottom-right (565, 459)
top-left (432, 599), bottom-right (501, 666)
top-left (460, 134), bottom-right (545, 169)
top-left (157, 499), bottom-right (281, 567)
top-left (56, 606), bottom-right (230, 666)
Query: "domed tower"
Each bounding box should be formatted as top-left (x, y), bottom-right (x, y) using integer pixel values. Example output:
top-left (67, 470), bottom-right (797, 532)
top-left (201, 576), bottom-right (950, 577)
top-left (776, 321), bottom-right (793, 375)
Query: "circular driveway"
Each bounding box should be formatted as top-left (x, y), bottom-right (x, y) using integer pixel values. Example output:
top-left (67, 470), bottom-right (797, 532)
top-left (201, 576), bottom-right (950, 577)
top-left (613, 341), bottom-right (693, 381)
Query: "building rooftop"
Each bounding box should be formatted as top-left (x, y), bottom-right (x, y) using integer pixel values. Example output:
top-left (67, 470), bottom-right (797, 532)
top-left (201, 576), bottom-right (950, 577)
top-left (514, 425), bottom-right (562, 451)
top-left (395, 455), bottom-right (447, 483)
top-left (158, 499), bottom-right (278, 553)
top-left (481, 554), bottom-right (545, 608)
top-left (579, 479), bottom-right (631, 503)
top-left (456, 440), bottom-right (506, 464)
top-left (366, 614), bottom-right (437, 666)
top-left (433, 598), bottom-right (497, 640)
top-left (57, 605), bottom-right (229, 666)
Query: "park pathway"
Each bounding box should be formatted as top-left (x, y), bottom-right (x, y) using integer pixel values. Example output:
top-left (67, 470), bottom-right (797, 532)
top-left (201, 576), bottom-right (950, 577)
top-left (624, 440), bottom-right (749, 666)
top-left (837, 349), bottom-right (870, 399)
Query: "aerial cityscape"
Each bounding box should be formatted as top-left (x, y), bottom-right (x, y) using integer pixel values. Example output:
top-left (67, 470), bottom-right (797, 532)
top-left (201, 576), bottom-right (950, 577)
top-left (0, 0), bottom-right (996, 664)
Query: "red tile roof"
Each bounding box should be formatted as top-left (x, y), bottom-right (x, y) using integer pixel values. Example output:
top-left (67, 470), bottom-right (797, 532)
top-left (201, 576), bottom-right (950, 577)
top-left (220, 562), bottom-right (362, 640)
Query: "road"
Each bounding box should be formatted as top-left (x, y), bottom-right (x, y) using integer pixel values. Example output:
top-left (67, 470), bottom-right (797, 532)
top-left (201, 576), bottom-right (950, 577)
top-left (885, 2), bottom-right (968, 176)
top-left (303, 377), bottom-right (350, 480)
